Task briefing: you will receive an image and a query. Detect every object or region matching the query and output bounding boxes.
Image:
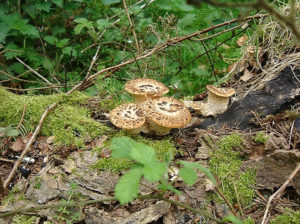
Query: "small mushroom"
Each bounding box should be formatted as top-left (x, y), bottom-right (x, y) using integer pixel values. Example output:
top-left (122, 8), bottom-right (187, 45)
top-left (124, 78), bottom-right (169, 103)
top-left (200, 85), bottom-right (235, 116)
top-left (143, 97), bottom-right (191, 136)
top-left (110, 103), bottom-right (149, 135)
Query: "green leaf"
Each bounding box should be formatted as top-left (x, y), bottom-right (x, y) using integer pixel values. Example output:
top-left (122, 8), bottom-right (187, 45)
top-left (52, 0), bottom-right (64, 7)
top-left (9, 63), bottom-right (25, 74)
top-left (44, 35), bottom-right (58, 45)
top-left (158, 184), bottom-right (181, 195)
top-left (96, 19), bottom-right (111, 30)
top-left (177, 161), bottom-right (217, 186)
top-left (4, 44), bottom-right (23, 60)
top-left (35, 2), bottom-right (52, 12)
top-left (56, 38), bottom-right (69, 48)
top-left (62, 47), bottom-right (77, 56)
top-left (130, 142), bottom-right (156, 165)
top-left (0, 127), bottom-right (19, 137)
top-left (0, 22), bottom-right (10, 43)
top-left (42, 58), bottom-right (54, 69)
top-left (222, 214), bottom-right (243, 224)
top-left (110, 137), bottom-right (136, 160)
top-left (74, 24), bottom-right (85, 35)
top-left (115, 168), bottom-right (143, 204)
top-left (143, 161), bottom-right (166, 182)
top-left (102, 0), bottom-right (121, 5)
top-left (179, 167), bottom-right (197, 186)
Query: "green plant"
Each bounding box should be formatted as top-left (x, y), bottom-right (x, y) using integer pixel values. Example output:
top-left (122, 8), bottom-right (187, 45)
top-left (110, 136), bottom-right (242, 223)
top-left (270, 208), bottom-right (300, 224)
top-left (55, 182), bottom-right (81, 224)
top-left (254, 131), bottom-right (268, 144)
top-left (12, 215), bottom-right (36, 224)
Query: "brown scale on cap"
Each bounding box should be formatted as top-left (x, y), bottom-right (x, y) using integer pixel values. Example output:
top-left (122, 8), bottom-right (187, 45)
top-left (124, 78), bottom-right (169, 102)
top-left (206, 85), bottom-right (235, 98)
top-left (144, 97), bottom-right (191, 135)
top-left (110, 103), bottom-right (145, 130)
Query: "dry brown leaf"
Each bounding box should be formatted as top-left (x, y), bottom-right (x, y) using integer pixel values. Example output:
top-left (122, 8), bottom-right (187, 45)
top-left (11, 139), bottom-right (24, 152)
top-left (240, 69), bottom-right (254, 82)
top-left (227, 63), bottom-right (236, 73)
top-left (205, 178), bottom-right (215, 192)
top-left (237, 35), bottom-right (248, 47)
top-left (38, 142), bottom-right (50, 154)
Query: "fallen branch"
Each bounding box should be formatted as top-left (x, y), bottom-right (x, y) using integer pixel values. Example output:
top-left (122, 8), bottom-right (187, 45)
top-left (261, 163), bottom-right (300, 224)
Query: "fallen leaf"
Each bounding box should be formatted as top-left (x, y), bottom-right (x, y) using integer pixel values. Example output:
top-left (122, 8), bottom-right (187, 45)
top-left (11, 139), bottom-right (24, 152)
top-left (38, 142), bottom-right (49, 155)
top-left (240, 69), bottom-right (254, 82)
top-left (205, 178), bottom-right (215, 192)
top-left (237, 35), bottom-right (248, 47)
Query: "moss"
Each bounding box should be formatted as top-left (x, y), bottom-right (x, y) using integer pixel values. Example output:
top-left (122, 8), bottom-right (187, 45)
top-left (93, 131), bottom-right (179, 172)
top-left (12, 215), bottom-right (37, 224)
top-left (254, 131), bottom-right (268, 144)
top-left (1, 186), bottom-right (25, 205)
top-left (209, 134), bottom-right (256, 207)
top-left (243, 217), bottom-right (255, 224)
top-left (270, 209), bottom-right (300, 224)
top-left (0, 87), bottom-right (110, 147)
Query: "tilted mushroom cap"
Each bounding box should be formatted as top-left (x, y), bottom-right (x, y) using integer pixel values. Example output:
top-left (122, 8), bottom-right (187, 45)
top-left (206, 85), bottom-right (235, 97)
top-left (110, 103), bottom-right (145, 130)
top-left (144, 97), bottom-right (191, 129)
top-left (124, 78), bottom-right (169, 99)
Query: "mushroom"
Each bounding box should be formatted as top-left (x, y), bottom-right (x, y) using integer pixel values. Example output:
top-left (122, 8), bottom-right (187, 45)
top-left (109, 103), bottom-right (149, 135)
top-left (143, 97), bottom-right (191, 136)
top-left (200, 85), bottom-right (235, 117)
top-left (124, 78), bottom-right (169, 103)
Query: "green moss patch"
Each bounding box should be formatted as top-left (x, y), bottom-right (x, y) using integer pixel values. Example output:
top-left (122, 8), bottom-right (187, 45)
top-left (270, 209), bottom-right (300, 224)
top-left (208, 134), bottom-right (256, 207)
top-left (0, 87), bottom-right (110, 147)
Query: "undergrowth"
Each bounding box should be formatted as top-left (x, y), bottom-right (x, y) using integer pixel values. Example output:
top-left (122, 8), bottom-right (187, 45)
top-left (208, 134), bottom-right (256, 208)
top-left (0, 87), bottom-right (110, 147)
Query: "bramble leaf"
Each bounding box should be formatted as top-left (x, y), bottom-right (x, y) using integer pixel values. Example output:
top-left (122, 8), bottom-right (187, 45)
top-left (110, 137), bottom-right (136, 160)
top-left (177, 161), bottom-right (217, 186)
top-left (130, 142), bottom-right (156, 165)
top-left (56, 38), bottom-right (69, 48)
top-left (143, 161), bottom-right (166, 182)
top-left (44, 35), bottom-right (58, 45)
top-left (0, 127), bottom-right (19, 137)
top-left (179, 167), bottom-right (197, 186)
top-left (115, 168), bottom-right (143, 204)
top-left (222, 214), bottom-right (243, 224)
top-left (102, 0), bottom-right (121, 5)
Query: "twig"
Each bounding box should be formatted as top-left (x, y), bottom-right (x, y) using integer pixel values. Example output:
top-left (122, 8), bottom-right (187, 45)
top-left (123, 0), bottom-right (140, 53)
top-left (288, 120), bottom-right (295, 148)
top-left (0, 158), bottom-right (15, 163)
top-left (16, 57), bottom-right (58, 91)
top-left (4, 85), bottom-right (77, 92)
top-left (3, 102), bottom-right (58, 189)
top-left (261, 163), bottom-right (300, 224)
top-left (215, 186), bottom-right (238, 217)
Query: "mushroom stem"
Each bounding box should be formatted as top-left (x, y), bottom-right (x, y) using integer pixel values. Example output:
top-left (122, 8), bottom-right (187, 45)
top-left (146, 120), bottom-right (171, 136)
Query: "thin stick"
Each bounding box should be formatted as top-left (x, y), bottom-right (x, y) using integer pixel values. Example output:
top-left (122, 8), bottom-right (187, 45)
top-left (0, 158), bottom-right (15, 163)
top-left (3, 102), bottom-right (58, 189)
top-left (123, 0), bottom-right (140, 53)
top-left (16, 57), bottom-right (57, 90)
top-left (288, 120), bottom-right (295, 148)
top-left (216, 186), bottom-right (238, 217)
top-left (261, 163), bottom-right (300, 224)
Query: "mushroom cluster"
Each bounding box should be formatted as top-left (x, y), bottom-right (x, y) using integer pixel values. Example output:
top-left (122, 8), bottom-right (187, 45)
top-left (110, 78), bottom-right (191, 136)
top-left (184, 85), bottom-right (235, 117)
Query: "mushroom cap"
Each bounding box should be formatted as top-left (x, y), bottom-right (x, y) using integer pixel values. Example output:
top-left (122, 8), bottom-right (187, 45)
top-left (144, 97), bottom-right (191, 128)
top-left (110, 103), bottom-right (145, 129)
top-left (124, 78), bottom-right (169, 97)
top-left (206, 85), bottom-right (235, 97)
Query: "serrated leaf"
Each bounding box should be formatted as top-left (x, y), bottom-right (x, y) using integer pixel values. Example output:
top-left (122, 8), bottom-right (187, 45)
top-left (143, 161), bottom-right (165, 182)
top-left (177, 161), bottom-right (217, 186)
top-left (9, 62), bottom-right (24, 73)
top-left (4, 44), bottom-right (23, 60)
top-left (0, 22), bottom-right (10, 43)
top-left (62, 47), bottom-right (77, 56)
top-left (110, 137), bottom-right (136, 160)
top-left (74, 24), bottom-right (85, 35)
top-left (130, 142), bottom-right (156, 165)
top-left (96, 19), bottom-right (111, 30)
top-left (115, 168), bottom-right (143, 204)
top-left (42, 58), bottom-right (54, 69)
top-left (44, 35), bottom-right (58, 45)
top-left (222, 214), bottom-right (243, 224)
top-left (35, 2), bottom-right (52, 12)
top-left (179, 167), bottom-right (197, 186)
top-left (56, 38), bottom-right (69, 48)
top-left (52, 0), bottom-right (64, 7)
top-left (102, 0), bottom-right (121, 5)
top-left (158, 184), bottom-right (181, 195)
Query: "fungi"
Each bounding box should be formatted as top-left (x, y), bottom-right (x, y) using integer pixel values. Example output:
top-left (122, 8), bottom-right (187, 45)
top-left (124, 78), bottom-right (169, 103)
top-left (143, 97), bottom-right (191, 136)
top-left (109, 103), bottom-right (149, 135)
top-left (200, 85), bottom-right (235, 116)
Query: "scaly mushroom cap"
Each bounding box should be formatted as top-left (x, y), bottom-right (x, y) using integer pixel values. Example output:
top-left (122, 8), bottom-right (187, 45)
top-left (110, 103), bottom-right (145, 130)
top-left (206, 85), bottom-right (235, 98)
top-left (124, 78), bottom-right (169, 102)
top-left (144, 97), bottom-right (191, 129)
